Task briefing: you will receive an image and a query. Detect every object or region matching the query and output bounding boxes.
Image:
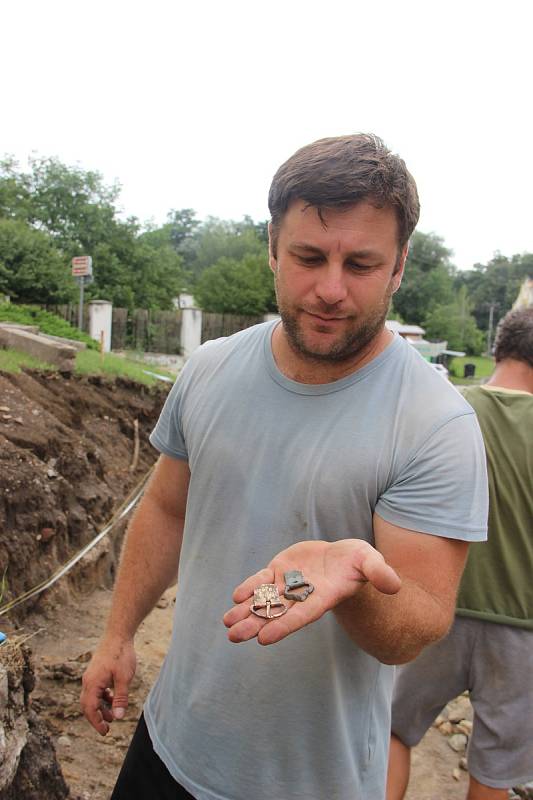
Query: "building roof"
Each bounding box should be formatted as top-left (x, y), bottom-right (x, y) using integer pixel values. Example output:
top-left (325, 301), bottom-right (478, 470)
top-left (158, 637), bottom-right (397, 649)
top-left (385, 320), bottom-right (426, 335)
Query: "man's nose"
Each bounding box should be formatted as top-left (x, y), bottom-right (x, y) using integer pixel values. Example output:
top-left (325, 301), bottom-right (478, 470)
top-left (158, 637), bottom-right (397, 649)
top-left (315, 264), bottom-right (348, 306)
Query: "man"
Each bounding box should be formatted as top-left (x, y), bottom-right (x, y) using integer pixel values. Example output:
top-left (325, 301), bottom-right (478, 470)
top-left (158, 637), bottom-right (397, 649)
top-left (387, 307), bottom-right (533, 800)
top-left (81, 134), bottom-right (488, 800)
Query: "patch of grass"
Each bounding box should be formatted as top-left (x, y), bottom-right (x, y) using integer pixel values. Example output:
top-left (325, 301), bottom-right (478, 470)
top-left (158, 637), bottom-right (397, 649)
top-left (0, 345), bottom-right (175, 386)
top-left (75, 349), bottom-right (175, 386)
top-left (0, 348), bottom-right (54, 372)
top-left (0, 303), bottom-right (98, 349)
top-left (449, 355), bottom-right (494, 384)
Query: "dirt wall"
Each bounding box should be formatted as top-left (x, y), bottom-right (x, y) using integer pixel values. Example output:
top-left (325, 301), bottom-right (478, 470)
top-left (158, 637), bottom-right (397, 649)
top-left (0, 369), bottom-right (169, 621)
top-left (0, 368), bottom-right (169, 798)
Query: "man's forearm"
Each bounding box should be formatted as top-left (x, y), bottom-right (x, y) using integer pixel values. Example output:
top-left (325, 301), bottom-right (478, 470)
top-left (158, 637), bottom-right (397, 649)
top-left (104, 492), bottom-right (184, 642)
top-left (334, 578), bottom-right (455, 665)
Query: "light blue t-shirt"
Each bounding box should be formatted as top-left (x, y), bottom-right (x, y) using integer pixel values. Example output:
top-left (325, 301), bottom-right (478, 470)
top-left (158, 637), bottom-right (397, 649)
top-left (145, 321), bottom-right (488, 800)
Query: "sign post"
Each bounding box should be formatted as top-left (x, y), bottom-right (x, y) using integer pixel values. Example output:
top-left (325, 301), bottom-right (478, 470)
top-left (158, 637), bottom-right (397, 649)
top-left (71, 256), bottom-right (93, 330)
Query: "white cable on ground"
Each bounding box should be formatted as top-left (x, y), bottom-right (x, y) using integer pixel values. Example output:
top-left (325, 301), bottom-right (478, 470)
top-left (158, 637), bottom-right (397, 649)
top-left (0, 466), bottom-right (154, 618)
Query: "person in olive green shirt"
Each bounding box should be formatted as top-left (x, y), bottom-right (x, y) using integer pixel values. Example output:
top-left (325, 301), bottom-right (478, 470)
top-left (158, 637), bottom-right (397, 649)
top-left (387, 307), bottom-right (533, 800)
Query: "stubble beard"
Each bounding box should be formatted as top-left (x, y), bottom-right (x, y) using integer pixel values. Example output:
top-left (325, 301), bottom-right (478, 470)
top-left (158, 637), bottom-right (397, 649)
top-left (275, 281), bottom-right (394, 365)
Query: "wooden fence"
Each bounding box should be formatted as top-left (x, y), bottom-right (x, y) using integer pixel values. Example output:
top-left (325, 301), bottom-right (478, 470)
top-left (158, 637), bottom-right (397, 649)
top-left (48, 305), bottom-right (263, 354)
top-left (201, 313), bottom-right (264, 343)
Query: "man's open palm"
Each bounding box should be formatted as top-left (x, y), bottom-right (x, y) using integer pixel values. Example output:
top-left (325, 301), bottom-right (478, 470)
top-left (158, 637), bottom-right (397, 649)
top-left (223, 539), bottom-right (401, 645)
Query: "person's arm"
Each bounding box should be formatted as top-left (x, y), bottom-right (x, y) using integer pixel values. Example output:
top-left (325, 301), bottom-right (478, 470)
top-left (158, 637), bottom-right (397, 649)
top-left (223, 514), bottom-right (468, 665)
top-left (333, 513), bottom-right (468, 663)
top-left (81, 454), bottom-right (190, 735)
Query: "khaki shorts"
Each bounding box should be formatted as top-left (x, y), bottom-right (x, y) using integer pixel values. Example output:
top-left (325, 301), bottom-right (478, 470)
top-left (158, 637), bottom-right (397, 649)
top-left (391, 617), bottom-right (533, 789)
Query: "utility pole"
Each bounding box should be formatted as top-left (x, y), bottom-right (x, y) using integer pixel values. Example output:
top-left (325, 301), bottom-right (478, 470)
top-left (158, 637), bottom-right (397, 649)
top-left (486, 303), bottom-right (495, 355)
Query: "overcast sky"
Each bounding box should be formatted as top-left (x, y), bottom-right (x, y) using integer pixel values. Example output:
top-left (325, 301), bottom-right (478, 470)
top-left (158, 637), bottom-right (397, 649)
top-left (3, 0), bottom-right (532, 270)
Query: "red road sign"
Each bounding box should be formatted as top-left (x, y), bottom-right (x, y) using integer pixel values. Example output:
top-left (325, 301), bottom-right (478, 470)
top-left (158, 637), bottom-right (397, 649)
top-left (71, 256), bottom-right (93, 276)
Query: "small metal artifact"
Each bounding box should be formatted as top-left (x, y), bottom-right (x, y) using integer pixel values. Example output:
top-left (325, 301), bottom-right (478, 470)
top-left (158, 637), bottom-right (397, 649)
top-left (283, 570), bottom-right (314, 602)
top-left (250, 583), bottom-right (287, 619)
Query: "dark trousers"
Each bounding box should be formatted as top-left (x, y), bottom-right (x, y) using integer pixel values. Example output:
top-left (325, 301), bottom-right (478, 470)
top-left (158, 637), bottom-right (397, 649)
top-left (110, 714), bottom-right (197, 800)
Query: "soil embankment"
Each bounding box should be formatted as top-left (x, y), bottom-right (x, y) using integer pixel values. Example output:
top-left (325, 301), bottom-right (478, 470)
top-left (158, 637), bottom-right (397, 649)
top-left (0, 368), bottom-right (168, 798)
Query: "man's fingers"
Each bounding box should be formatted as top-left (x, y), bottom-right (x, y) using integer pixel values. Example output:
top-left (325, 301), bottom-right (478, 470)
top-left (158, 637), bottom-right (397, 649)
top-left (81, 650), bottom-right (135, 734)
top-left (110, 676), bottom-right (130, 719)
top-left (227, 592), bottom-right (326, 646)
top-left (226, 613), bottom-right (269, 643)
top-left (80, 687), bottom-right (111, 736)
top-left (257, 596), bottom-right (324, 645)
top-left (223, 602), bottom-right (251, 628)
top-left (359, 550), bottom-right (401, 595)
top-left (232, 567), bottom-right (275, 603)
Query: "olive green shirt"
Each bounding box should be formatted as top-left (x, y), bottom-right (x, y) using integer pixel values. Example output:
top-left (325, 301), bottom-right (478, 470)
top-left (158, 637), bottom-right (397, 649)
top-left (457, 385), bottom-right (533, 629)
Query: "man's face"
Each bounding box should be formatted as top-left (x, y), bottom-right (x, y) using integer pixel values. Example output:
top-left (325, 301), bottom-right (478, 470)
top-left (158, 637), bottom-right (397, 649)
top-left (269, 200), bottom-right (407, 365)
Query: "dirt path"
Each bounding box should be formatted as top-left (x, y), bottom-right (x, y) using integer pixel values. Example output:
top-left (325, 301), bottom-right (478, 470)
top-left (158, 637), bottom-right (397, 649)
top-left (22, 584), bottom-right (470, 800)
top-left (24, 584), bottom-right (174, 800)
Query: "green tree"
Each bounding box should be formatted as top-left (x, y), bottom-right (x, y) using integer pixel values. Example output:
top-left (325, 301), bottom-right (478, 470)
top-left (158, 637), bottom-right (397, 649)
top-left (129, 242), bottom-right (184, 310)
top-left (141, 208), bottom-right (199, 253)
top-left (0, 156), bottom-right (186, 310)
top-left (0, 219), bottom-right (74, 304)
top-left (194, 254), bottom-right (276, 315)
top-left (187, 217), bottom-right (269, 278)
top-left (423, 286), bottom-right (484, 355)
top-left (0, 157), bottom-right (33, 222)
top-left (455, 252), bottom-right (533, 331)
top-left (392, 231), bottom-right (455, 324)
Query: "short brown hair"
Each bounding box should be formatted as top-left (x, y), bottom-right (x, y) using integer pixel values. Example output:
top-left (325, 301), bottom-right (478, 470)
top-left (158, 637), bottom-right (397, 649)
top-left (268, 134), bottom-right (420, 252)
top-left (494, 307), bottom-right (533, 367)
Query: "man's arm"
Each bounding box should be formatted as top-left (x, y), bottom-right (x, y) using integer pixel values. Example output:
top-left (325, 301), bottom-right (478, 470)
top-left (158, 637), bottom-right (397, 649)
top-left (223, 514), bottom-right (468, 665)
top-left (333, 513), bottom-right (468, 664)
top-left (81, 454), bottom-right (190, 735)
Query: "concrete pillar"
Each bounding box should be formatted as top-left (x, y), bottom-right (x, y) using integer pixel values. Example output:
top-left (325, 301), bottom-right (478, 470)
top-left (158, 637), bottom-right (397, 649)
top-left (181, 308), bottom-right (202, 359)
top-left (88, 300), bottom-right (112, 352)
top-left (178, 294), bottom-right (202, 359)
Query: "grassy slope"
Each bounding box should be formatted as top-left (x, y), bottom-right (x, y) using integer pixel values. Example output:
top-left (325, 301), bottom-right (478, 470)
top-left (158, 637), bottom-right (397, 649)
top-left (0, 305), bottom-right (176, 386)
top-left (0, 347), bottom-right (175, 386)
top-left (0, 304), bottom-right (98, 349)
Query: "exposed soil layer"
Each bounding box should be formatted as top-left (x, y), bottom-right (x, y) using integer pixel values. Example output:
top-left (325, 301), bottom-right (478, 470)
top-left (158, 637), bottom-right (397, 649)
top-left (0, 368), bottom-right (168, 622)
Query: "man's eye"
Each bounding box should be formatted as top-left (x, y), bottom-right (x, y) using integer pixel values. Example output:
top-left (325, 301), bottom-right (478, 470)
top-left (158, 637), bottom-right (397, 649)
top-left (298, 256), bottom-right (323, 266)
top-left (347, 262), bottom-right (372, 271)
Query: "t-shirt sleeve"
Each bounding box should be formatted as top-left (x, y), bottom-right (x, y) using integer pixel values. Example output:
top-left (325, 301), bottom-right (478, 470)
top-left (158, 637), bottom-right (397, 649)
top-left (375, 412), bottom-right (488, 541)
top-left (149, 372), bottom-right (188, 461)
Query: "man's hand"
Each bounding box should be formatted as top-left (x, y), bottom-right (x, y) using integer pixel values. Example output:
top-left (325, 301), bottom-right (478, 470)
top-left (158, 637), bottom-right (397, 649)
top-left (223, 539), bottom-right (401, 646)
top-left (80, 637), bottom-right (136, 735)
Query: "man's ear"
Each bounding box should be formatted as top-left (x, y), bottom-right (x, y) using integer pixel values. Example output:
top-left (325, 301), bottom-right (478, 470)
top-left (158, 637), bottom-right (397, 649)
top-left (268, 222), bottom-right (277, 274)
top-left (392, 243), bottom-right (409, 293)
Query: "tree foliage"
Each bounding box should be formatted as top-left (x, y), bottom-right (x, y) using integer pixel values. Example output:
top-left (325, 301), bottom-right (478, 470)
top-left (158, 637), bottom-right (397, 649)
top-left (0, 156), bottom-right (185, 309)
top-left (392, 231), bottom-right (455, 325)
top-left (194, 254), bottom-right (276, 315)
top-left (423, 286), bottom-right (484, 355)
top-left (455, 252), bottom-right (533, 331)
top-left (185, 217), bottom-right (269, 278)
top-left (0, 218), bottom-right (75, 304)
